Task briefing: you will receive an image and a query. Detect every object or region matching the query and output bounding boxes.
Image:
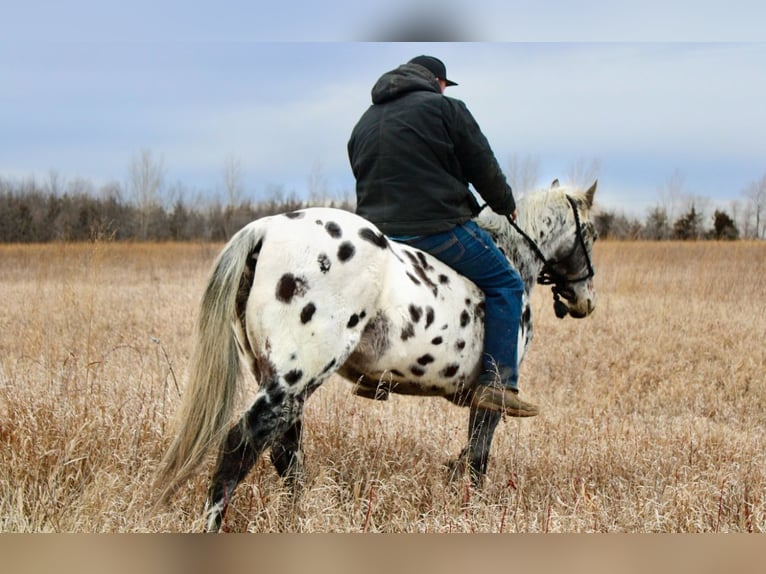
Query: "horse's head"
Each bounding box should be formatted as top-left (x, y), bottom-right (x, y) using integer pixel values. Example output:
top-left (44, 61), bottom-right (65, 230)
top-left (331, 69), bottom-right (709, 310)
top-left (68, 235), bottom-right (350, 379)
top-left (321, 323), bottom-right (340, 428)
top-left (536, 180), bottom-right (598, 319)
top-left (476, 179), bottom-right (599, 320)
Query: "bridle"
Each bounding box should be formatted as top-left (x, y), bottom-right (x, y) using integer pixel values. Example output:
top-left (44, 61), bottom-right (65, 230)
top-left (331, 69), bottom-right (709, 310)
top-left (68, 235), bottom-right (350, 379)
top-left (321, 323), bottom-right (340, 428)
top-left (506, 195), bottom-right (596, 319)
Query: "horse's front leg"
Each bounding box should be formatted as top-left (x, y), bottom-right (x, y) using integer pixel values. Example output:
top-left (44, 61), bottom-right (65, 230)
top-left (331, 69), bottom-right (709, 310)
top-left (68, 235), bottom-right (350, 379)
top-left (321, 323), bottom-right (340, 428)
top-left (448, 405), bottom-right (502, 487)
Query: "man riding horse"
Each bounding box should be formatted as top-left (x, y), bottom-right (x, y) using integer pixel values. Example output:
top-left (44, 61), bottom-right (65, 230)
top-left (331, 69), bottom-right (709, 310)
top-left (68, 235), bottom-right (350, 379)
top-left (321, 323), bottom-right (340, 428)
top-left (348, 55), bottom-right (538, 417)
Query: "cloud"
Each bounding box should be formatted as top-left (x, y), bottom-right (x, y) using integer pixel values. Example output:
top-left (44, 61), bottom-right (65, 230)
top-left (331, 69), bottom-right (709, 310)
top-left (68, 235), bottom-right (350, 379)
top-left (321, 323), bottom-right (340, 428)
top-left (1, 40), bottom-right (764, 215)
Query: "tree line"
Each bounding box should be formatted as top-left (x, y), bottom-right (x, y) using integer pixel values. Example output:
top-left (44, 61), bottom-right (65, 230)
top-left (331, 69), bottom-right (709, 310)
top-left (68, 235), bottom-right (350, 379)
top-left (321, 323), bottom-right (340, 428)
top-left (0, 178), bottom-right (753, 243)
top-left (503, 156), bottom-right (766, 241)
top-left (1, 150), bottom-right (764, 242)
top-left (0, 176), bottom-right (353, 243)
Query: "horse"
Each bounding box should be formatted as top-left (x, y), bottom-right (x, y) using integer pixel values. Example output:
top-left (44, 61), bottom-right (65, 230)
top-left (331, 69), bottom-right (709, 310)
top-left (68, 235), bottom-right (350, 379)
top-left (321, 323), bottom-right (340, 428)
top-left (155, 180), bottom-right (599, 532)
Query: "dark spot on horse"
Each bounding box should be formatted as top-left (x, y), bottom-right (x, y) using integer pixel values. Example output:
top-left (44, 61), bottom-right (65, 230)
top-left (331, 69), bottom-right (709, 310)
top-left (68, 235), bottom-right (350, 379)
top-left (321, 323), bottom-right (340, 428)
top-left (289, 353), bottom-right (297, 361)
top-left (359, 227), bottom-right (388, 249)
top-left (236, 242), bottom-right (261, 326)
top-left (391, 369), bottom-right (405, 378)
top-left (347, 313), bottom-right (360, 328)
top-left (431, 336), bottom-right (443, 345)
top-left (325, 221), bottom-right (342, 238)
top-left (417, 354), bottom-right (435, 366)
top-left (247, 395), bottom-right (270, 430)
top-left (425, 306), bottom-right (434, 329)
top-left (358, 312), bottom-right (392, 356)
top-left (304, 377), bottom-right (319, 396)
top-left (300, 302), bottom-right (316, 324)
top-left (315, 220), bottom-right (323, 226)
top-left (267, 381), bottom-right (286, 405)
top-left (438, 274), bottom-right (449, 285)
top-left (416, 251), bottom-right (433, 271)
top-left (465, 298), bottom-right (472, 307)
top-left (401, 323), bottom-right (415, 341)
top-left (406, 272), bottom-right (421, 285)
top-left (410, 261), bottom-right (439, 297)
top-left (475, 302), bottom-right (486, 321)
top-left (456, 340), bottom-right (466, 351)
top-left (284, 370), bottom-right (303, 385)
top-left (440, 364), bottom-right (460, 378)
top-left (317, 253), bottom-right (331, 274)
top-left (409, 304), bottom-right (423, 323)
top-left (360, 310), bottom-right (367, 319)
top-left (460, 310), bottom-right (470, 327)
top-left (276, 273), bottom-right (309, 303)
top-left (321, 359), bottom-right (337, 375)
top-left (410, 366), bottom-right (425, 377)
top-left (284, 211), bottom-right (305, 219)
top-left (522, 305), bottom-right (531, 324)
top-left (337, 242), bottom-right (356, 262)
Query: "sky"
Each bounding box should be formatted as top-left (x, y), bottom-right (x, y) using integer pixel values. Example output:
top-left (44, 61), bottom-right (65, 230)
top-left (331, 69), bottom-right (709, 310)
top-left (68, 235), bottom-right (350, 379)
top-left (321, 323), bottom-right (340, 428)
top-left (2, 1), bottom-right (765, 217)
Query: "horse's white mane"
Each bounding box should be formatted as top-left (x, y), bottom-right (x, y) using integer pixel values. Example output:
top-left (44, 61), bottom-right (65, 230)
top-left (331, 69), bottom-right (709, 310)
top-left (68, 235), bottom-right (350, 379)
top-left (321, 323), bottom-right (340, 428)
top-left (477, 185), bottom-right (584, 239)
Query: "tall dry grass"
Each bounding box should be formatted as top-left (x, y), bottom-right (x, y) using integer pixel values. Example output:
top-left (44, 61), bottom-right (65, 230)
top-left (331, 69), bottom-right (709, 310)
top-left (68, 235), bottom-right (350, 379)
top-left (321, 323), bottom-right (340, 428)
top-left (1, 240), bottom-right (764, 532)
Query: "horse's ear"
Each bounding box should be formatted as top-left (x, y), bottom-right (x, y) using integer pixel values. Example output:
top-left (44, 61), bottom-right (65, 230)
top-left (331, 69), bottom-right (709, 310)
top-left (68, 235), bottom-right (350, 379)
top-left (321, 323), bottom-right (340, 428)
top-left (585, 180), bottom-right (597, 207)
top-left (551, 179), bottom-right (560, 189)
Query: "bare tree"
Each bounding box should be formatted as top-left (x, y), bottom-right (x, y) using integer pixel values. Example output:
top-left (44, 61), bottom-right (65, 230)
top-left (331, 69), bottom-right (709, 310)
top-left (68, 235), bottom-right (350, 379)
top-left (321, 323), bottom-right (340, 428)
top-left (45, 169), bottom-right (65, 196)
top-left (307, 160), bottom-right (329, 205)
top-left (129, 148), bottom-right (166, 240)
top-left (505, 153), bottom-right (540, 196)
top-left (742, 174), bottom-right (766, 239)
top-left (222, 154), bottom-right (244, 208)
top-left (657, 169), bottom-right (686, 224)
top-left (645, 205), bottom-right (671, 240)
top-left (729, 199), bottom-right (743, 236)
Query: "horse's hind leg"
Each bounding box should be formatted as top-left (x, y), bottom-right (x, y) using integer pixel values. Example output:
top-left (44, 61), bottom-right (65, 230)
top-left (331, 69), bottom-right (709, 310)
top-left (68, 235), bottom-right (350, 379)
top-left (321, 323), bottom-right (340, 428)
top-left (448, 406), bottom-right (502, 487)
top-left (204, 418), bottom-right (260, 532)
top-left (204, 379), bottom-right (303, 532)
top-left (270, 418), bottom-right (304, 488)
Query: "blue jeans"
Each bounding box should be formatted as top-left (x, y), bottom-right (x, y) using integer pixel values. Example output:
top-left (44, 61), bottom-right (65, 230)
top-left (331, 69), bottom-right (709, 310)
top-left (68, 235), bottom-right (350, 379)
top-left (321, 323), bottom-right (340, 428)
top-left (401, 221), bottom-right (525, 390)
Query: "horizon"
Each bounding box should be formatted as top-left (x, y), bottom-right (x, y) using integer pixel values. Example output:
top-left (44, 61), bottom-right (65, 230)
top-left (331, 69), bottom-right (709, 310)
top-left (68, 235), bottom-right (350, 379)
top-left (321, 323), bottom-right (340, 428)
top-left (2, 3), bottom-right (765, 220)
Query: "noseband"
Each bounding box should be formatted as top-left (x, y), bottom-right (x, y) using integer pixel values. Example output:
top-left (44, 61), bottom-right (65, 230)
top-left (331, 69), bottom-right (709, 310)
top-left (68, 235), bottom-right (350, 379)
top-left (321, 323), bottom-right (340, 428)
top-left (507, 195), bottom-right (595, 319)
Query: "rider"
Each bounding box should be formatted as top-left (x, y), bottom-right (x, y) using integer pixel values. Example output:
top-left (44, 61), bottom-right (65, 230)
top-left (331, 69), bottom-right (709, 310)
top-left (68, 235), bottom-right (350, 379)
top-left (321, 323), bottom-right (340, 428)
top-left (347, 55), bottom-right (539, 417)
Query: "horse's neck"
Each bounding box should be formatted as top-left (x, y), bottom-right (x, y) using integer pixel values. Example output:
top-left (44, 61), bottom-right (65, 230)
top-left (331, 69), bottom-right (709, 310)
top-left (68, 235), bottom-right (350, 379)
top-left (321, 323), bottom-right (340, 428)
top-left (480, 195), bottom-right (569, 289)
top-left (505, 226), bottom-right (547, 288)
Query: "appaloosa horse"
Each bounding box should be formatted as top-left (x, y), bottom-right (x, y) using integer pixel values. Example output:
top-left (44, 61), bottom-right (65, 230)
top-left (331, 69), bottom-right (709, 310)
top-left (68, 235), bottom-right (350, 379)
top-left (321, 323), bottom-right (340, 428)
top-left (156, 180), bottom-right (598, 531)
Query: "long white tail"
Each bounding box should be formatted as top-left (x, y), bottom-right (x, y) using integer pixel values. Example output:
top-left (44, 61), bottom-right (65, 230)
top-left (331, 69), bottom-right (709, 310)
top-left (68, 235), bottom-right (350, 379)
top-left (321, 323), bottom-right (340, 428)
top-left (155, 220), bottom-right (267, 503)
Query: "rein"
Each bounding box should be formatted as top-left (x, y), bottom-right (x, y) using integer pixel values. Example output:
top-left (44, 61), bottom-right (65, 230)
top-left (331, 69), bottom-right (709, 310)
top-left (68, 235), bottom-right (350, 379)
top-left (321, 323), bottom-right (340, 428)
top-left (506, 195), bottom-right (595, 319)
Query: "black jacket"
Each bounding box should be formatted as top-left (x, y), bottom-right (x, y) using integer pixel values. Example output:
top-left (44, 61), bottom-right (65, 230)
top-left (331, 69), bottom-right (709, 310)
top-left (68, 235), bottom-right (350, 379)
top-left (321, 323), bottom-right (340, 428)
top-left (348, 63), bottom-right (515, 236)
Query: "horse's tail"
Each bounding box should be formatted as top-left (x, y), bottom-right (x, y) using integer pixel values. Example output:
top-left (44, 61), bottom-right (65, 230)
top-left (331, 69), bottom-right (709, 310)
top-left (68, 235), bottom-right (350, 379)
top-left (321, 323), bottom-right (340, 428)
top-left (154, 220), bottom-right (267, 505)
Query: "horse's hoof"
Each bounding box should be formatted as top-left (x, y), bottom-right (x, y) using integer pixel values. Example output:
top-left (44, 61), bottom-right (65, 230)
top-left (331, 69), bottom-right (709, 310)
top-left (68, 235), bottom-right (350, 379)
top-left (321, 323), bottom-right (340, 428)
top-left (445, 457), bottom-right (486, 488)
top-left (445, 457), bottom-right (467, 482)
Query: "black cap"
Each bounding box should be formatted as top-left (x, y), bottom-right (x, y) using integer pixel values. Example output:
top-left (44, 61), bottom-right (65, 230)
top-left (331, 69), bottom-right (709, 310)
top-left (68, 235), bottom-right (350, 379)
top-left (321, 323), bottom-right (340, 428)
top-left (408, 55), bottom-right (458, 86)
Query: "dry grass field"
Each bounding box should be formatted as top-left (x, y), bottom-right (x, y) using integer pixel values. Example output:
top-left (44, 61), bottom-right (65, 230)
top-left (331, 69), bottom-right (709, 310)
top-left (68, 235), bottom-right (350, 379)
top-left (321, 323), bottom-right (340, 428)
top-left (1, 239), bottom-right (765, 532)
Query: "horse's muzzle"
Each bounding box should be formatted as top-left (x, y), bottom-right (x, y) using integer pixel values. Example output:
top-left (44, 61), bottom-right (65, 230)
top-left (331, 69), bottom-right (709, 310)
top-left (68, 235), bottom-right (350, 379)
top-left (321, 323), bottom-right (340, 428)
top-left (567, 297), bottom-right (595, 318)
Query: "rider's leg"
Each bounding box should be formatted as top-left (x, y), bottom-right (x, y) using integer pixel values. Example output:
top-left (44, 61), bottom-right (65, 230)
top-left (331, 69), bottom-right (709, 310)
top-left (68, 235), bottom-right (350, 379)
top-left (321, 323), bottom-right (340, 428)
top-left (403, 222), bottom-right (538, 417)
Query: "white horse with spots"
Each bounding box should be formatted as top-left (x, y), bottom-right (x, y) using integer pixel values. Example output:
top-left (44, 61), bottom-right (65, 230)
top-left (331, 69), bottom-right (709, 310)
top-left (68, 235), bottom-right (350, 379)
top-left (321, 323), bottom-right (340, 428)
top-left (156, 181), bottom-right (599, 532)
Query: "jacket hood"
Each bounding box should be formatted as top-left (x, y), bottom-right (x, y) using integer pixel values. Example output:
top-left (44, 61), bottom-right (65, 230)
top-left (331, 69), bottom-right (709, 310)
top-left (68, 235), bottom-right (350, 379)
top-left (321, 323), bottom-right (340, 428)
top-left (371, 63), bottom-right (441, 104)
